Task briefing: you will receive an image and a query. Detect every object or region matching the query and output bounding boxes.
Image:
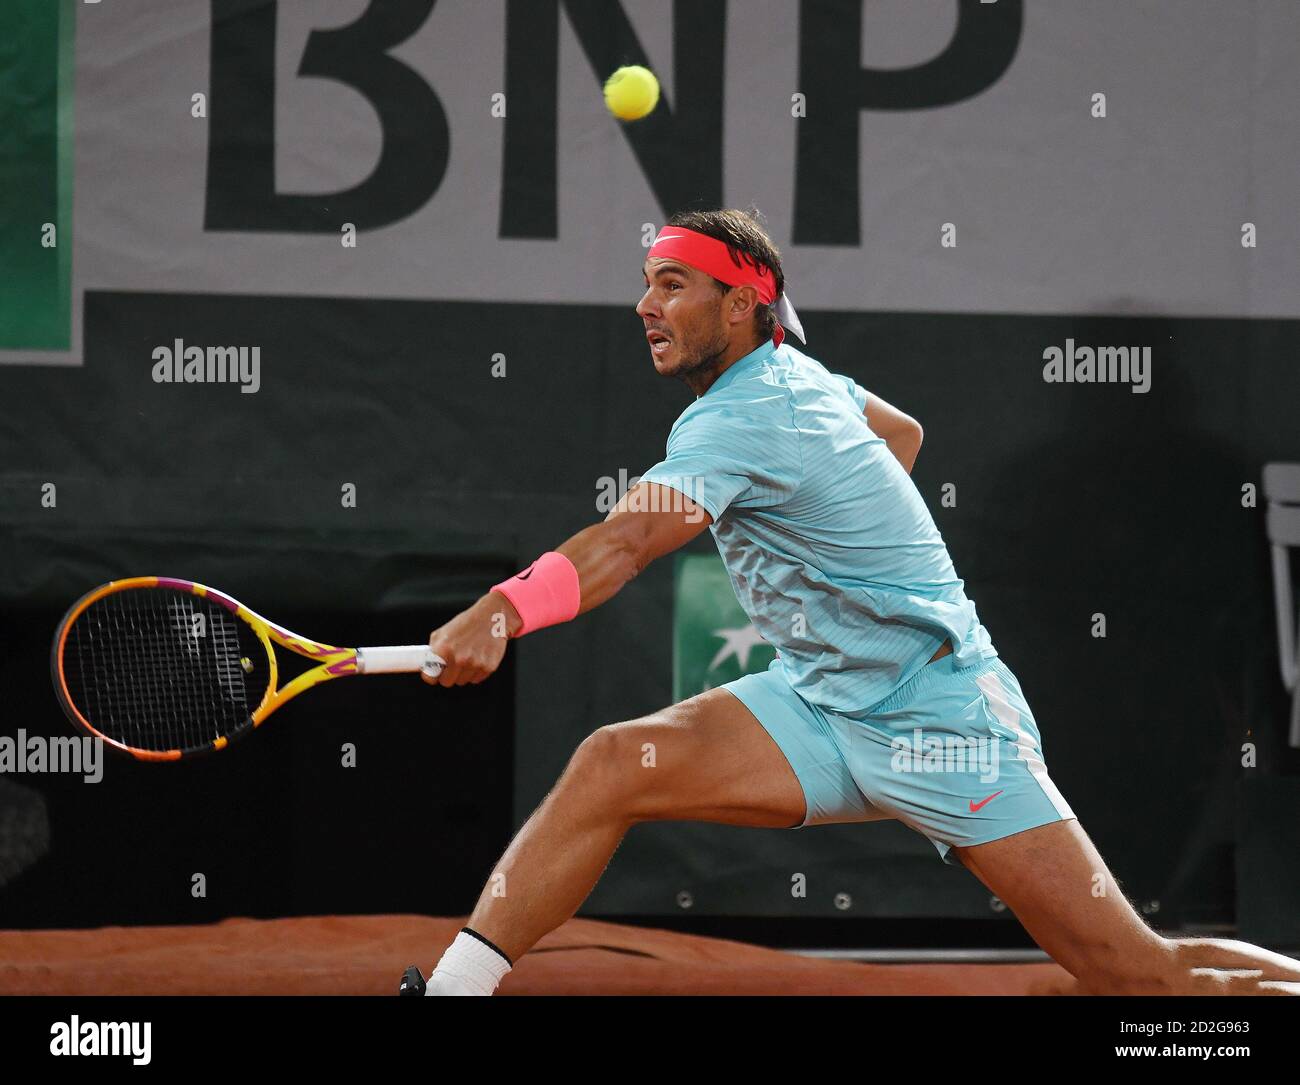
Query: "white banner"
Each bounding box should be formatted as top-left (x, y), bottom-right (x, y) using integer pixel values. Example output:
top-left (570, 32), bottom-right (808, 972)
top-left (8, 0), bottom-right (1299, 365)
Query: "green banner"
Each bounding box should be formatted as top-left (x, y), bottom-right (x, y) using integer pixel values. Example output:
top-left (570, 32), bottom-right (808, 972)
top-left (0, 0), bottom-right (74, 350)
top-left (672, 552), bottom-right (777, 701)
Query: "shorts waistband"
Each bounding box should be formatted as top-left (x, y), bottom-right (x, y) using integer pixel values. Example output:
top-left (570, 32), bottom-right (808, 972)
top-left (862, 650), bottom-right (1000, 716)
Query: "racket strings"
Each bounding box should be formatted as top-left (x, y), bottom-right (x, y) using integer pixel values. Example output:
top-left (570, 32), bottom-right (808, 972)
top-left (61, 588), bottom-right (267, 753)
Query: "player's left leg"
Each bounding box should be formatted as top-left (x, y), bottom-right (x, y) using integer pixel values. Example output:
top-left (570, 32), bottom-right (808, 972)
top-left (952, 820), bottom-right (1300, 994)
top-left (848, 652), bottom-right (1300, 994)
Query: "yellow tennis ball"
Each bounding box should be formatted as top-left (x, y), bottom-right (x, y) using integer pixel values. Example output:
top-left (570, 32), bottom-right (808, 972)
top-left (603, 65), bottom-right (660, 121)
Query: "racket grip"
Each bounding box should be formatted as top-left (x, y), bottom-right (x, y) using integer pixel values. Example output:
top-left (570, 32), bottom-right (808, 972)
top-left (356, 645), bottom-right (445, 678)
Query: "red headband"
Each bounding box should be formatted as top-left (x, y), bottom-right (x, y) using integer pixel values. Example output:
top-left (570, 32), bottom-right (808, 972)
top-left (647, 226), bottom-right (797, 346)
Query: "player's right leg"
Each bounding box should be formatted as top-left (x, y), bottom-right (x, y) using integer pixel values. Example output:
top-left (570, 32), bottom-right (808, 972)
top-left (423, 663), bottom-right (881, 992)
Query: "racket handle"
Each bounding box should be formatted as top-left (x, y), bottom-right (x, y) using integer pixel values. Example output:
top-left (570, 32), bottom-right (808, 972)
top-left (356, 645), bottom-right (445, 678)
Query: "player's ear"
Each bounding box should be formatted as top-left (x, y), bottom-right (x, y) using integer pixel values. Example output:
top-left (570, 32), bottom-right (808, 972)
top-left (729, 285), bottom-right (759, 323)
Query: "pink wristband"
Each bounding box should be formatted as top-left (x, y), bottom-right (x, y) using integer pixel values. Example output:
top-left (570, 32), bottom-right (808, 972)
top-left (491, 551), bottom-right (581, 636)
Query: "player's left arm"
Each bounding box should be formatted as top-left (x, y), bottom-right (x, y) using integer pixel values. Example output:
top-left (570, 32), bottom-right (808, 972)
top-left (572, 481), bottom-right (711, 610)
top-left (424, 483), bottom-right (709, 686)
top-left (863, 390), bottom-right (923, 474)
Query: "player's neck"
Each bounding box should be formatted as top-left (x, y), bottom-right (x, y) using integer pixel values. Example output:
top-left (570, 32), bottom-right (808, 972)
top-left (683, 335), bottom-right (768, 397)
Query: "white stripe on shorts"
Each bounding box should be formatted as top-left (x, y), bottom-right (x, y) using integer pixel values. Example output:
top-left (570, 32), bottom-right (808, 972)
top-left (975, 668), bottom-right (1075, 819)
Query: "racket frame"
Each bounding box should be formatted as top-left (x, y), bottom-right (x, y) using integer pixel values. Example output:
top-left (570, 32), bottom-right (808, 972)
top-left (52, 576), bottom-right (439, 761)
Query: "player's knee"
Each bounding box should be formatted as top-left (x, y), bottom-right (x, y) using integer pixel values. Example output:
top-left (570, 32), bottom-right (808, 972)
top-left (564, 721), bottom-right (659, 816)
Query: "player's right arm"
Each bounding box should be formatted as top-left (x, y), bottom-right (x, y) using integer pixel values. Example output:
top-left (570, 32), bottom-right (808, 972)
top-left (863, 390), bottom-right (923, 474)
top-left (423, 483), bottom-right (709, 686)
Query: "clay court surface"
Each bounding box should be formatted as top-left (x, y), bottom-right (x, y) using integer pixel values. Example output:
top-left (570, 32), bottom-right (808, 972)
top-left (0, 916), bottom-right (1074, 995)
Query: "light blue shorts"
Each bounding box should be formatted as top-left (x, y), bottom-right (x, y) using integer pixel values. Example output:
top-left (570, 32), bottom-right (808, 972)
top-left (724, 653), bottom-right (1076, 865)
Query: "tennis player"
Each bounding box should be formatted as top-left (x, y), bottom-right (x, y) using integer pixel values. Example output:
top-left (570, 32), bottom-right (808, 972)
top-left (417, 209), bottom-right (1300, 996)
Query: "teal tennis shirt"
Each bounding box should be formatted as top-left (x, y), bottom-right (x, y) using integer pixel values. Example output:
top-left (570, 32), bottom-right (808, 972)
top-left (640, 337), bottom-right (997, 713)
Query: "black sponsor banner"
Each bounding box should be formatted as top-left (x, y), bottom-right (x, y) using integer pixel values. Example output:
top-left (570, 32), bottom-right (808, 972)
top-left (2, 292), bottom-right (1299, 923)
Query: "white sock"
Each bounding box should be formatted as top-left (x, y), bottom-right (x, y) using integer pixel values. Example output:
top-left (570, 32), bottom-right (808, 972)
top-left (424, 930), bottom-right (512, 996)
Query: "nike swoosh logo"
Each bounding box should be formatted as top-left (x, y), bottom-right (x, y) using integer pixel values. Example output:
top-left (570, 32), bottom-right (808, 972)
top-left (970, 790), bottom-right (1003, 812)
top-left (517, 565), bottom-right (535, 580)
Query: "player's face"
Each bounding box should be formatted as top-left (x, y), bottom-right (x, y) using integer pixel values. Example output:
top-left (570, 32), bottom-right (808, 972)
top-left (636, 258), bottom-right (730, 379)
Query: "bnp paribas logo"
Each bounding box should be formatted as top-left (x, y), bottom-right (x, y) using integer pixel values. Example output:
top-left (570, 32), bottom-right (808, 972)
top-left (0, 0), bottom-right (75, 358)
top-left (673, 554), bottom-right (776, 700)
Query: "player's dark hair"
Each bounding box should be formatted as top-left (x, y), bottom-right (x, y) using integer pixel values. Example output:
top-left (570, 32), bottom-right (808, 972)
top-left (666, 207), bottom-right (784, 342)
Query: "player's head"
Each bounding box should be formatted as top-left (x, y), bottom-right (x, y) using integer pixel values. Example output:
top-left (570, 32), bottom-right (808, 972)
top-left (637, 207), bottom-right (785, 380)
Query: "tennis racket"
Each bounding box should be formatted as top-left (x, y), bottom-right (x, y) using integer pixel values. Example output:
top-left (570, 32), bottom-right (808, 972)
top-left (51, 576), bottom-right (444, 761)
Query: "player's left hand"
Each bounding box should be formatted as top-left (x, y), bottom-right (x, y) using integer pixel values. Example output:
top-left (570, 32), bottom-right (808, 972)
top-left (423, 593), bottom-right (517, 687)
